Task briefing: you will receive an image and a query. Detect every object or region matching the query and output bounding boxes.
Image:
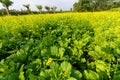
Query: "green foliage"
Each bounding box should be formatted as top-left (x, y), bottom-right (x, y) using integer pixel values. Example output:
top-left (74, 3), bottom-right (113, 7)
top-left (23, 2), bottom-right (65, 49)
top-left (36, 5), bottom-right (43, 13)
top-left (84, 70), bottom-right (99, 79)
top-left (0, 0), bottom-right (13, 7)
top-left (0, 13), bottom-right (120, 79)
top-left (51, 6), bottom-right (57, 13)
top-left (45, 6), bottom-right (50, 12)
top-left (73, 0), bottom-right (120, 12)
top-left (0, 0), bottom-right (13, 15)
top-left (23, 4), bottom-right (31, 13)
top-left (109, 8), bottom-right (120, 11)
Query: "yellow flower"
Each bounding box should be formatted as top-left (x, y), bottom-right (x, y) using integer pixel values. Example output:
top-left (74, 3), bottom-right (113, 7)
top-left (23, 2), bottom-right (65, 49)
top-left (46, 58), bottom-right (53, 66)
top-left (62, 72), bottom-right (67, 79)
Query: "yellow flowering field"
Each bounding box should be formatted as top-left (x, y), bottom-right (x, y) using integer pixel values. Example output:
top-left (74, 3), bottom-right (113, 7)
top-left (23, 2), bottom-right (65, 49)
top-left (0, 12), bottom-right (120, 80)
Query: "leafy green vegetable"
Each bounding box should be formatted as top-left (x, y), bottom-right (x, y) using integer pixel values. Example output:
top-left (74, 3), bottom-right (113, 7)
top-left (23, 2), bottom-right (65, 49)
top-left (0, 12), bottom-right (120, 80)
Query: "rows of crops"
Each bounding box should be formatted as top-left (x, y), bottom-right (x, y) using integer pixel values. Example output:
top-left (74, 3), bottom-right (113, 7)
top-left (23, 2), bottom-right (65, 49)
top-left (0, 12), bottom-right (120, 80)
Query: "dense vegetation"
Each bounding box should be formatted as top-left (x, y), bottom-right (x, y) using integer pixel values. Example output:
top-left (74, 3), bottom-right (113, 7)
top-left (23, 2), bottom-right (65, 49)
top-left (73, 0), bottom-right (120, 12)
top-left (0, 9), bottom-right (71, 16)
top-left (0, 12), bottom-right (120, 80)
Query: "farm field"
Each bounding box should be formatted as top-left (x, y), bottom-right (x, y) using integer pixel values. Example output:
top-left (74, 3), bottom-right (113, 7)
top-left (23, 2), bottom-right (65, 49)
top-left (0, 12), bottom-right (120, 80)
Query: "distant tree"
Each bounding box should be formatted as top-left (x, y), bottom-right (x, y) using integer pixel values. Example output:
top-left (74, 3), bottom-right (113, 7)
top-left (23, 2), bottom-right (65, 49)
top-left (0, 0), bottom-right (13, 15)
top-left (0, 8), bottom-right (6, 15)
top-left (70, 8), bottom-right (73, 11)
top-left (113, 1), bottom-right (120, 8)
top-left (45, 6), bottom-right (50, 12)
top-left (36, 5), bottom-right (42, 13)
top-left (73, 0), bottom-right (119, 12)
top-left (73, 0), bottom-right (92, 11)
top-left (51, 6), bottom-right (57, 13)
top-left (73, 1), bottom-right (82, 12)
top-left (23, 4), bottom-right (31, 13)
top-left (60, 9), bottom-right (63, 12)
top-left (82, 0), bottom-right (92, 11)
top-left (95, 0), bottom-right (107, 10)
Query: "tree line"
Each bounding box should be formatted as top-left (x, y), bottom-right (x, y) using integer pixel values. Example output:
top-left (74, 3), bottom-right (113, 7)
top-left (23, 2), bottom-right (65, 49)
top-left (0, 0), bottom-right (120, 15)
top-left (0, 0), bottom-right (57, 15)
top-left (73, 0), bottom-right (120, 12)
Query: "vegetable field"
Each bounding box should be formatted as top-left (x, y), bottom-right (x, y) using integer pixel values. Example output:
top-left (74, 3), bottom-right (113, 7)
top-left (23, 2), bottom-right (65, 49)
top-left (0, 12), bottom-right (120, 80)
